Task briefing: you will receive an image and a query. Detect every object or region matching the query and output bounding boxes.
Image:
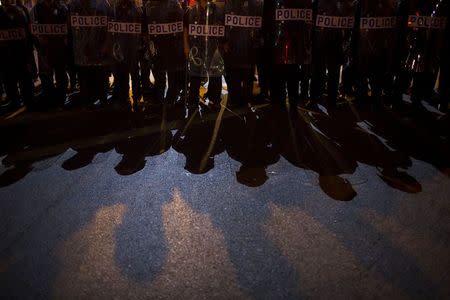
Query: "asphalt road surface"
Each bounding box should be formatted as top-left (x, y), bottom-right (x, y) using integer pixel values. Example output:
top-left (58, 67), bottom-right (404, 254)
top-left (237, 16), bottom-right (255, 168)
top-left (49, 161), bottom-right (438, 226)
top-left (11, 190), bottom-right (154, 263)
top-left (1, 100), bottom-right (450, 299)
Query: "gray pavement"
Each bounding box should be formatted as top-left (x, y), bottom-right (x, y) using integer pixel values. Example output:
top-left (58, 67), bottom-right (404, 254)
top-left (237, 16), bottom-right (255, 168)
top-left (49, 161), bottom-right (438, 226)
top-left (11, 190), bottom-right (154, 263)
top-left (0, 103), bottom-right (450, 299)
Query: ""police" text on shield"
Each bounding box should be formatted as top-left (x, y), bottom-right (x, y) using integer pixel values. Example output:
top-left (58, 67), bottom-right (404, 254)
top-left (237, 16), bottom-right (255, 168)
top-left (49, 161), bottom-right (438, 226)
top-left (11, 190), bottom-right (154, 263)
top-left (70, 16), bottom-right (107, 28)
top-left (148, 22), bottom-right (183, 35)
top-left (188, 24), bottom-right (225, 37)
top-left (225, 14), bottom-right (262, 28)
top-left (31, 24), bottom-right (68, 35)
top-left (316, 15), bottom-right (354, 28)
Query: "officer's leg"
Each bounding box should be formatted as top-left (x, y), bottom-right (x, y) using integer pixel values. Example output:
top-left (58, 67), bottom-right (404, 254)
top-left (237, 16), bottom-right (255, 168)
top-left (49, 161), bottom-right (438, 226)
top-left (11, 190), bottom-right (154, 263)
top-left (410, 73), bottom-right (422, 105)
top-left (439, 65), bottom-right (449, 113)
top-left (299, 64), bottom-right (310, 103)
top-left (0, 76), bottom-right (4, 100)
top-left (166, 70), bottom-right (183, 106)
top-left (112, 63), bottom-right (128, 101)
top-left (38, 54), bottom-right (56, 104)
top-left (78, 67), bottom-right (90, 104)
top-left (411, 72), bottom-right (432, 109)
top-left (54, 61), bottom-right (69, 106)
top-left (207, 76), bottom-right (222, 104)
top-left (367, 64), bottom-right (382, 107)
top-left (67, 52), bottom-right (78, 92)
top-left (341, 62), bottom-right (355, 98)
top-left (153, 63), bottom-right (166, 104)
top-left (96, 66), bottom-right (109, 103)
top-left (286, 64), bottom-right (300, 105)
top-left (382, 72), bottom-right (395, 107)
top-left (30, 49), bottom-right (39, 81)
top-left (327, 63), bottom-right (340, 109)
top-left (242, 67), bottom-right (254, 106)
top-left (112, 64), bottom-right (121, 100)
top-left (225, 67), bottom-right (241, 107)
top-left (393, 69), bottom-right (411, 109)
top-left (270, 64), bottom-right (286, 105)
top-left (310, 53), bottom-right (326, 104)
top-left (130, 61), bottom-right (141, 101)
top-left (17, 62), bottom-right (34, 108)
top-left (188, 76), bottom-right (201, 109)
top-left (140, 51), bottom-right (152, 93)
top-left (3, 65), bottom-right (21, 108)
top-left (257, 46), bottom-right (270, 97)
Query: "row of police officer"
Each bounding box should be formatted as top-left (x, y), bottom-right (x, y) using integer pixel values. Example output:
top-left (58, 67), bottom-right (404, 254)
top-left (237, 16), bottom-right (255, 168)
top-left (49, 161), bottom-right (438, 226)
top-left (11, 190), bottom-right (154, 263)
top-left (1, 0), bottom-right (449, 114)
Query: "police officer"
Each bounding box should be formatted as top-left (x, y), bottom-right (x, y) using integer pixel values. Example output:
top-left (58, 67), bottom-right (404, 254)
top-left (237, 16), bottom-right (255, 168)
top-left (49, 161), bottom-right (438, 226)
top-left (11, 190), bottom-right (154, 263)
top-left (354, 0), bottom-right (408, 108)
top-left (146, 0), bottom-right (185, 107)
top-left (0, 0), bottom-right (34, 110)
top-left (16, 0), bottom-right (38, 82)
top-left (31, 0), bottom-right (69, 107)
top-left (310, 0), bottom-right (357, 110)
top-left (223, 0), bottom-right (263, 108)
top-left (438, 7), bottom-right (449, 114)
top-left (68, 0), bottom-right (110, 105)
top-left (184, 0), bottom-right (225, 111)
top-left (108, 0), bottom-right (143, 110)
top-left (399, 0), bottom-right (449, 111)
top-left (266, 0), bottom-right (312, 106)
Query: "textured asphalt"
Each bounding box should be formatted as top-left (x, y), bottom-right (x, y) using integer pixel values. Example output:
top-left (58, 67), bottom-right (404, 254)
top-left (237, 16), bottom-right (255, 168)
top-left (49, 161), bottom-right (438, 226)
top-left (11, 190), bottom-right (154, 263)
top-left (0, 101), bottom-right (449, 299)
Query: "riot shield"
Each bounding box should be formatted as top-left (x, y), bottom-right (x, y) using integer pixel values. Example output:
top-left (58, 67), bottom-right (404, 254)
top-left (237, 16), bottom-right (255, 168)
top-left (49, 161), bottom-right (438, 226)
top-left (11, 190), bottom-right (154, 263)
top-left (108, 0), bottom-right (142, 67)
top-left (30, 1), bottom-right (69, 72)
top-left (69, 0), bottom-right (111, 66)
top-left (356, 0), bottom-right (401, 74)
top-left (313, 0), bottom-right (357, 65)
top-left (403, 0), bottom-right (449, 73)
top-left (0, 5), bottom-right (29, 60)
top-left (223, 0), bottom-right (263, 68)
top-left (186, 1), bottom-right (225, 77)
top-left (268, 0), bottom-right (313, 65)
top-left (145, 0), bottom-right (184, 72)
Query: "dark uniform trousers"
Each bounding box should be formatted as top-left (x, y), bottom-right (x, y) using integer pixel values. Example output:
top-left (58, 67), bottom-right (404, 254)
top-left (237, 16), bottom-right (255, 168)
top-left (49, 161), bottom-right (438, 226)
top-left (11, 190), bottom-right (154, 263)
top-left (271, 64), bottom-right (300, 105)
top-left (153, 62), bottom-right (184, 105)
top-left (112, 60), bottom-right (141, 100)
top-left (225, 66), bottom-right (253, 107)
top-left (311, 45), bottom-right (340, 106)
top-left (38, 54), bottom-right (68, 104)
top-left (2, 59), bottom-right (33, 107)
top-left (188, 76), bottom-right (222, 108)
top-left (78, 66), bottom-right (109, 103)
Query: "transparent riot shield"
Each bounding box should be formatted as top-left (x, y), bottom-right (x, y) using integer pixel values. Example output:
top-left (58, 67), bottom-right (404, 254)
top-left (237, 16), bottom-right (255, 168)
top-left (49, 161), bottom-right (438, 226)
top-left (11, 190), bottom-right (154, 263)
top-left (145, 0), bottom-right (184, 72)
top-left (404, 0), bottom-right (448, 73)
top-left (69, 0), bottom-right (111, 66)
top-left (30, 0), bottom-right (69, 72)
top-left (356, 0), bottom-right (401, 74)
top-left (0, 6), bottom-right (28, 57)
top-left (423, 0), bottom-right (448, 74)
top-left (223, 0), bottom-right (263, 68)
top-left (108, 0), bottom-right (142, 66)
top-left (186, 1), bottom-right (225, 77)
top-left (270, 0), bottom-right (313, 65)
top-left (314, 0), bottom-right (357, 65)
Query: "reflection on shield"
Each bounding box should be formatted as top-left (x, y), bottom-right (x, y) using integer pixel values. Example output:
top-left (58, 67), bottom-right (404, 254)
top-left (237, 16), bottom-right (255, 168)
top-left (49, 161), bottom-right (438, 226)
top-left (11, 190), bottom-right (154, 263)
top-left (186, 1), bottom-right (225, 78)
top-left (403, 0), bottom-right (448, 74)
